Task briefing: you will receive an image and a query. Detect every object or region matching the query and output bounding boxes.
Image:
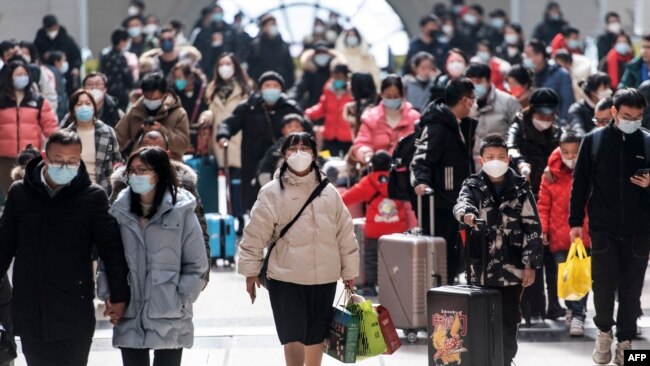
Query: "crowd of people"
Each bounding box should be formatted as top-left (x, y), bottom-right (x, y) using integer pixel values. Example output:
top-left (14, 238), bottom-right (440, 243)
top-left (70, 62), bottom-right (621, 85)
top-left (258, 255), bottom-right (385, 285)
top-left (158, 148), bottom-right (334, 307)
top-left (0, 0), bottom-right (649, 365)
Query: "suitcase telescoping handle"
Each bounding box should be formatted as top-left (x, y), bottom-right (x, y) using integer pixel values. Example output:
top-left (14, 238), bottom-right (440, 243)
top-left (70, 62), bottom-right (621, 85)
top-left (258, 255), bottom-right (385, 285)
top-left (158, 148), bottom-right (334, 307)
top-left (222, 142), bottom-right (233, 215)
top-left (465, 219), bottom-right (488, 287)
top-left (417, 189), bottom-right (434, 235)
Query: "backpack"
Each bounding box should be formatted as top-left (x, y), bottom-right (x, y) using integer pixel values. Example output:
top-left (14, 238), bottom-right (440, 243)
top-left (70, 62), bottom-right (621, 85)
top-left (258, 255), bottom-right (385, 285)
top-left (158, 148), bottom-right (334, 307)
top-left (388, 126), bottom-right (422, 201)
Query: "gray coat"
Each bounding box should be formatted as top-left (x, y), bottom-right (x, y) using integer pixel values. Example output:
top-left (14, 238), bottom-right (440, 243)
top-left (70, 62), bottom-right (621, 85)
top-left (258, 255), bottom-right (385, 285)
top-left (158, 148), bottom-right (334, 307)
top-left (99, 188), bottom-right (208, 349)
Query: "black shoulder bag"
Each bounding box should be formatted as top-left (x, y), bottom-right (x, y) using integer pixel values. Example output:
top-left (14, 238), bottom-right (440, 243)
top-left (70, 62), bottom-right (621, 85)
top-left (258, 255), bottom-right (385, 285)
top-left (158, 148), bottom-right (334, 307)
top-left (259, 179), bottom-right (329, 288)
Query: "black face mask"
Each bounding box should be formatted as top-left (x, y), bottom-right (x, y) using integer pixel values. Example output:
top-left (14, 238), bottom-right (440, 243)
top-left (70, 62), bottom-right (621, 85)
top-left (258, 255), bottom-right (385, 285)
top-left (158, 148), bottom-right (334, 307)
top-left (428, 30), bottom-right (438, 39)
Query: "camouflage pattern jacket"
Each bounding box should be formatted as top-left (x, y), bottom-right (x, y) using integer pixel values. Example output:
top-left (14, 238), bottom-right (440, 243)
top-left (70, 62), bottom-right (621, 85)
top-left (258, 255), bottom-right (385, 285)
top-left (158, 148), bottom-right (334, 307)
top-left (453, 169), bottom-right (544, 287)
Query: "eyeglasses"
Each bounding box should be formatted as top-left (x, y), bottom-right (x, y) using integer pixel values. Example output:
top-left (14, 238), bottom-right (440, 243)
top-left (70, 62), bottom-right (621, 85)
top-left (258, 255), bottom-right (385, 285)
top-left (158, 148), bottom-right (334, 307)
top-left (47, 158), bottom-right (80, 170)
top-left (286, 146), bottom-right (312, 154)
top-left (592, 117), bottom-right (611, 125)
top-left (128, 167), bottom-right (154, 175)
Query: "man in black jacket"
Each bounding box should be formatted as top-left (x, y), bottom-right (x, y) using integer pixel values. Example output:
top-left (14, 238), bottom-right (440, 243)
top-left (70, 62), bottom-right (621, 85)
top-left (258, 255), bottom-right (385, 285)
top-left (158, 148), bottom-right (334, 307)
top-left (246, 15), bottom-right (295, 89)
top-left (570, 89), bottom-right (650, 365)
top-left (411, 78), bottom-right (477, 283)
top-left (0, 130), bottom-right (130, 365)
top-left (34, 15), bottom-right (82, 95)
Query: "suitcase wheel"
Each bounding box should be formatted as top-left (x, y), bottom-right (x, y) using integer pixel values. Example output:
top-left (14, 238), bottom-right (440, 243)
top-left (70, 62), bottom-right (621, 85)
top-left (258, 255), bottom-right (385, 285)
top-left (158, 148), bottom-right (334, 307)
top-left (406, 330), bottom-right (418, 344)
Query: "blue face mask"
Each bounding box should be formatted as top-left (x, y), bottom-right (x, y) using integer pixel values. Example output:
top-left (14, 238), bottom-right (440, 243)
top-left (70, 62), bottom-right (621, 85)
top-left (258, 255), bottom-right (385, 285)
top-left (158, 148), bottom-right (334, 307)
top-left (523, 58), bottom-right (535, 70)
top-left (129, 174), bottom-right (155, 195)
top-left (127, 26), bottom-right (142, 38)
top-left (474, 83), bottom-right (488, 99)
top-left (75, 105), bottom-right (94, 122)
top-left (175, 79), bottom-right (187, 91)
top-left (47, 164), bottom-right (78, 185)
top-left (213, 13), bottom-right (224, 23)
top-left (13, 75), bottom-right (29, 90)
top-left (262, 88), bottom-right (282, 104)
top-left (567, 39), bottom-right (581, 49)
top-left (383, 98), bottom-right (402, 110)
top-left (333, 79), bottom-right (346, 90)
top-left (160, 39), bottom-right (174, 53)
top-left (615, 42), bottom-right (631, 55)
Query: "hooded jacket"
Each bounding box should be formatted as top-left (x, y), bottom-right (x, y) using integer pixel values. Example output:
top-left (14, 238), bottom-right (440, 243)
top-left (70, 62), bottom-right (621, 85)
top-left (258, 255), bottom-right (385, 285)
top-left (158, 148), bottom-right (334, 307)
top-left (537, 147), bottom-right (590, 253)
top-left (290, 48), bottom-right (347, 110)
top-left (305, 80), bottom-right (353, 143)
top-left (334, 33), bottom-right (381, 87)
top-left (410, 100), bottom-right (477, 209)
top-left (247, 34), bottom-right (295, 88)
top-left (114, 93), bottom-right (190, 160)
top-left (238, 170), bottom-right (359, 285)
top-left (570, 122), bottom-right (650, 234)
top-left (568, 98), bottom-right (596, 136)
top-left (341, 171), bottom-right (410, 239)
top-left (352, 100), bottom-right (419, 160)
top-left (453, 170), bottom-right (544, 286)
top-left (0, 93), bottom-right (58, 159)
top-left (34, 26), bottom-right (82, 70)
top-left (0, 157), bottom-right (129, 341)
top-left (403, 74), bottom-right (434, 113)
top-left (216, 93), bottom-right (303, 211)
top-left (507, 112), bottom-right (561, 195)
top-left (102, 188), bottom-right (208, 349)
top-left (535, 63), bottom-right (575, 120)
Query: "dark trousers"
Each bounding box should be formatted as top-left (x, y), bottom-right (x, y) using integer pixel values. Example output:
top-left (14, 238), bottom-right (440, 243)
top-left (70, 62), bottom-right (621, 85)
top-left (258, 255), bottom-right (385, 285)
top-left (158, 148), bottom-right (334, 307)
top-left (364, 238), bottom-right (378, 286)
top-left (322, 140), bottom-right (352, 159)
top-left (543, 246), bottom-right (561, 311)
top-left (21, 337), bottom-right (92, 366)
top-left (418, 204), bottom-right (461, 283)
top-left (520, 268), bottom-right (546, 318)
top-left (590, 231), bottom-right (650, 342)
top-left (491, 285), bottom-right (523, 366)
top-left (121, 348), bottom-right (183, 366)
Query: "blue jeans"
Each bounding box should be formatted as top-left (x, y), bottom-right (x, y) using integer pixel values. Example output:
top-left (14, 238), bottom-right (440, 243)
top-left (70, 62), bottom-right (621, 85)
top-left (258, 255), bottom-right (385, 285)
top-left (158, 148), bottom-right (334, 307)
top-left (553, 250), bottom-right (589, 320)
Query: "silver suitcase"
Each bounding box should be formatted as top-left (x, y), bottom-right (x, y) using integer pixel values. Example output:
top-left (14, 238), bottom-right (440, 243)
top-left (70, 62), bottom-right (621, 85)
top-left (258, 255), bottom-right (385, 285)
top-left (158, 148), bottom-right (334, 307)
top-left (352, 218), bottom-right (367, 288)
top-left (378, 194), bottom-right (447, 343)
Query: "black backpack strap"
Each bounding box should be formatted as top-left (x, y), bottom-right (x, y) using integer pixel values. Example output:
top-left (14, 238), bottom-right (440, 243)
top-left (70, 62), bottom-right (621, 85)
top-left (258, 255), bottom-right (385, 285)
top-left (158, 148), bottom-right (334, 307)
top-left (643, 130), bottom-right (650, 163)
top-left (591, 128), bottom-right (604, 164)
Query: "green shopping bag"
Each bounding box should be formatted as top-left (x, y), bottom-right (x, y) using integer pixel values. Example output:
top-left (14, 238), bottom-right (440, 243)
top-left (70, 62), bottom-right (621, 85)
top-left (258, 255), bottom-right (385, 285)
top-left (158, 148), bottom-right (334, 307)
top-left (347, 295), bottom-right (387, 358)
top-left (325, 289), bottom-right (360, 363)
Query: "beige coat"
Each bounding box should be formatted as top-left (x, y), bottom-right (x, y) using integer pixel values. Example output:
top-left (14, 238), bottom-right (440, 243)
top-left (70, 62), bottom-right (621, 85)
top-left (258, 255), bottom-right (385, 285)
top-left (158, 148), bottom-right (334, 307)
top-left (201, 83), bottom-right (248, 168)
top-left (238, 170), bottom-right (359, 285)
top-left (114, 93), bottom-right (190, 160)
top-left (334, 33), bottom-right (381, 88)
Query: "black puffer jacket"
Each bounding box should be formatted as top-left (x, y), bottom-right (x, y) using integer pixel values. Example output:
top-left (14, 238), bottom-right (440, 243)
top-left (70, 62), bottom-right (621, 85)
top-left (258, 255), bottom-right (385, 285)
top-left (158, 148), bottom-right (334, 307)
top-left (410, 100), bottom-right (477, 209)
top-left (0, 157), bottom-right (129, 341)
top-left (506, 112), bottom-right (561, 195)
top-left (453, 170), bottom-right (544, 286)
top-left (217, 93), bottom-right (304, 210)
top-left (568, 99), bottom-right (596, 136)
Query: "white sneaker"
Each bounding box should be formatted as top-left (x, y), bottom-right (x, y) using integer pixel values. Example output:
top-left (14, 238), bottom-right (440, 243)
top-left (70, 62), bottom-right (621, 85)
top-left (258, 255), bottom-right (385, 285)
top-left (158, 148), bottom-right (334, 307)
top-left (593, 330), bottom-right (613, 364)
top-left (569, 318), bottom-right (585, 337)
top-left (613, 340), bottom-right (631, 366)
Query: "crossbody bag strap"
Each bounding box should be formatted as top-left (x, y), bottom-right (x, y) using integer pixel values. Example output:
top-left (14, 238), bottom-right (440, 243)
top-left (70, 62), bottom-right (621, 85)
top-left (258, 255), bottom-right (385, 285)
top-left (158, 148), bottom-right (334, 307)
top-left (266, 179), bottom-right (330, 253)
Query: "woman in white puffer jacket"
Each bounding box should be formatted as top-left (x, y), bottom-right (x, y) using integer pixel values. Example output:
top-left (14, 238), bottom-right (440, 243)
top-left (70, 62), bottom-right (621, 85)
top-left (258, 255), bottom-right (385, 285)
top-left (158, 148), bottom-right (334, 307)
top-left (238, 132), bottom-right (359, 366)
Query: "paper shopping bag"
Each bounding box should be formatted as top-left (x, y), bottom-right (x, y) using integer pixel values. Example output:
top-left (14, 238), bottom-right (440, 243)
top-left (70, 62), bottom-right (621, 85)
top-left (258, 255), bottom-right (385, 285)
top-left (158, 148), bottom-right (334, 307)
top-left (375, 305), bottom-right (401, 355)
top-left (325, 306), bottom-right (360, 363)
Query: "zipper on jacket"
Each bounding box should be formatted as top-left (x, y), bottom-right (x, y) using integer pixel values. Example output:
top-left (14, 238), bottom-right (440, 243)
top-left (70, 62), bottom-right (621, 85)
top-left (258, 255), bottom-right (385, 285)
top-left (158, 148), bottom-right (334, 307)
top-left (620, 133), bottom-right (625, 231)
top-left (15, 105), bottom-right (20, 156)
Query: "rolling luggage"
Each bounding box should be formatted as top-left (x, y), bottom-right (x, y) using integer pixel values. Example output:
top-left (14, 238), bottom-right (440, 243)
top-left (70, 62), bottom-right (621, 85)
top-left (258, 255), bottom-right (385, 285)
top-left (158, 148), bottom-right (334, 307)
top-left (377, 194), bottom-right (448, 343)
top-left (352, 218), bottom-right (367, 288)
top-left (206, 213), bottom-right (237, 264)
top-left (426, 220), bottom-right (503, 366)
top-left (183, 155), bottom-right (219, 213)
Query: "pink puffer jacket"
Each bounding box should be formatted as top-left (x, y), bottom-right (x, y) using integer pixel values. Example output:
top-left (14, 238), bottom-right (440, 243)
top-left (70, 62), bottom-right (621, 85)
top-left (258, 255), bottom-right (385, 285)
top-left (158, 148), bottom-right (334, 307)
top-left (0, 95), bottom-right (58, 158)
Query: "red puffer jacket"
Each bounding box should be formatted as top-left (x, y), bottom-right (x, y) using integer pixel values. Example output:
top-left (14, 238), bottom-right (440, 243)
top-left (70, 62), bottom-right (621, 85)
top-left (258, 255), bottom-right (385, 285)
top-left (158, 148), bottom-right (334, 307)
top-left (305, 81), bottom-right (353, 142)
top-left (538, 147), bottom-right (590, 252)
top-left (341, 171), bottom-right (410, 239)
top-left (0, 94), bottom-right (58, 158)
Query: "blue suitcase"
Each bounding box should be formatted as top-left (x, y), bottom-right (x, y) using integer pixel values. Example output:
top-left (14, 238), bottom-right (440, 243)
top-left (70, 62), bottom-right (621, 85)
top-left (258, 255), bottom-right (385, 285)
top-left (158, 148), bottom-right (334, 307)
top-left (206, 213), bottom-right (237, 263)
top-left (183, 155), bottom-right (219, 213)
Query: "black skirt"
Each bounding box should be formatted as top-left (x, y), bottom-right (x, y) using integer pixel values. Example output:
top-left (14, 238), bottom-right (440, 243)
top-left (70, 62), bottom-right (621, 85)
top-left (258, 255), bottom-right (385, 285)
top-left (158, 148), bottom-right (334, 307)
top-left (268, 279), bottom-right (337, 346)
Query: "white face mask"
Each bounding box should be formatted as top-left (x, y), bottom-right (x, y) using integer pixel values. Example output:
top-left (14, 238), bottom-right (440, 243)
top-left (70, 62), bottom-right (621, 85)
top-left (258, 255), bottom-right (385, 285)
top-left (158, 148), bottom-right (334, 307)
top-left (469, 100), bottom-right (479, 116)
top-left (532, 118), bottom-right (553, 131)
top-left (562, 157), bottom-right (576, 169)
top-left (128, 6), bottom-right (140, 16)
top-left (447, 61), bottom-right (465, 78)
top-left (88, 89), bottom-right (105, 103)
top-left (482, 160), bottom-right (509, 178)
top-left (617, 117), bottom-right (642, 134)
top-left (218, 65), bottom-right (235, 80)
top-left (47, 30), bottom-right (59, 40)
top-left (597, 89), bottom-right (613, 100)
top-left (286, 150), bottom-right (313, 173)
top-left (608, 22), bottom-right (622, 34)
top-left (442, 24), bottom-right (454, 36)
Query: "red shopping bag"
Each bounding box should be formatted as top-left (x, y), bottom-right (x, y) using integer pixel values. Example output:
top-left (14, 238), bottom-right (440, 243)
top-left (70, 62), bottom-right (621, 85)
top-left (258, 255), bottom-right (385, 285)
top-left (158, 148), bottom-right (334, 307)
top-left (375, 305), bottom-right (401, 355)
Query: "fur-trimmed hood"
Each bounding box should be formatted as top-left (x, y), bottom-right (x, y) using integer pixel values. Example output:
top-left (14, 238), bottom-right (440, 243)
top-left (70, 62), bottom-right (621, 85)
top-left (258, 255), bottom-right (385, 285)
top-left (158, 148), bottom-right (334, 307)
top-left (110, 160), bottom-right (198, 190)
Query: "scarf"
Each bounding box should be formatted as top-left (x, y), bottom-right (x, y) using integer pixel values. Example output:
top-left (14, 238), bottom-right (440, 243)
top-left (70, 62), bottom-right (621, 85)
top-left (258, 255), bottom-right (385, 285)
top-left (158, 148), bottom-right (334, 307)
top-left (216, 79), bottom-right (235, 102)
top-left (607, 48), bottom-right (632, 87)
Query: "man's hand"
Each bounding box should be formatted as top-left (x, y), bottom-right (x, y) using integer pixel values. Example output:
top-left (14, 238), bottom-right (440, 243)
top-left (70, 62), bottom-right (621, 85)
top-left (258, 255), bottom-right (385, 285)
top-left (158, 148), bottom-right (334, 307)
top-left (631, 173), bottom-right (650, 188)
top-left (343, 278), bottom-right (355, 289)
top-left (218, 138), bottom-right (229, 148)
top-left (246, 276), bottom-right (260, 304)
top-left (71, 68), bottom-right (80, 78)
top-left (518, 162), bottom-right (531, 179)
top-left (463, 213), bottom-right (477, 227)
top-left (542, 166), bottom-right (556, 183)
top-left (414, 184), bottom-right (432, 196)
top-left (569, 227), bottom-right (583, 242)
top-left (521, 268), bottom-right (536, 287)
top-left (142, 121), bottom-right (161, 132)
top-left (104, 299), bottom-right (126, 325)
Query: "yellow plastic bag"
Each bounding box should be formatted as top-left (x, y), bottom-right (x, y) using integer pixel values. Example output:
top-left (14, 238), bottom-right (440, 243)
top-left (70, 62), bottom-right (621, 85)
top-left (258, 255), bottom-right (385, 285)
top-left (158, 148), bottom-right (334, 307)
top-left (557, 238), bottom-right (591, 301)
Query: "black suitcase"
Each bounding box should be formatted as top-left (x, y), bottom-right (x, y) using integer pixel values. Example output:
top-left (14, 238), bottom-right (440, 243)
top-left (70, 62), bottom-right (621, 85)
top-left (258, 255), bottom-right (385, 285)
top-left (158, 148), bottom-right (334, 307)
top-left (426, 220), bottom-right (503, 366)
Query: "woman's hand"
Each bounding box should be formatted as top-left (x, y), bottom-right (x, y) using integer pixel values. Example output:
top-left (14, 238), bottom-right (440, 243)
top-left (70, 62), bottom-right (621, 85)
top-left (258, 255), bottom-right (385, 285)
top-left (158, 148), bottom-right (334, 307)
top-left (343, 279), bottom-right (355, 289)
top-left (246, 276), bottom-right (260, 304)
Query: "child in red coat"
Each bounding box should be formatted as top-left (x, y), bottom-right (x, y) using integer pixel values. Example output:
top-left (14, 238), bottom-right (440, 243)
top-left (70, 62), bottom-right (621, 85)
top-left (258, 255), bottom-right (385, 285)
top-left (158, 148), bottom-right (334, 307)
top-left (305, 64), bottom-right (353, 157)
top-left (341, 151), bottom-right (413, 295)
top-left (538, 130), bottom-right (590, 337)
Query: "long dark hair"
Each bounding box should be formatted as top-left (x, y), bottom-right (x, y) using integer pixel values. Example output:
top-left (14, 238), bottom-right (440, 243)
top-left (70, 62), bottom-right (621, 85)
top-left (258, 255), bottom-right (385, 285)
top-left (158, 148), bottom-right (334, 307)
top-left (349, 72), bottom-right (377, 131)
top-left (126, 147), bottom-right (180, 218)
top-left (207, 52), bottom-right (251, 101)
top-left (277, 132), bottom-right (323, 190)
top-left (0, 61), bottom-right (32, 101)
